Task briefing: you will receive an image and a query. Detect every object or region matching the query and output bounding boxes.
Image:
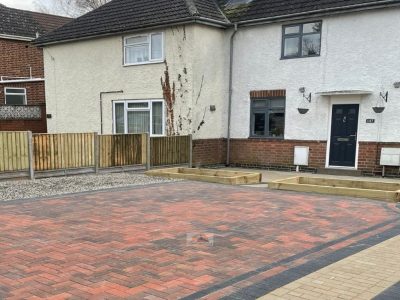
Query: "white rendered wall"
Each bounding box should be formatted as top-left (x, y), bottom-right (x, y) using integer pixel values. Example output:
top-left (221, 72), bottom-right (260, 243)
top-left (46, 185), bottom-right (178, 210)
top-left (43, 24), bottom-right (229, 139)
top-left (230, 7), bottom-right (400, 143)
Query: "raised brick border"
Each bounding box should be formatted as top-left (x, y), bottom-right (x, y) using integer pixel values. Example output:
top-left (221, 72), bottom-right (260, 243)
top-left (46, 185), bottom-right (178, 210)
top-left (193, 138), bottom-right (227, 166)
top-left (230, 139), bottom-right (327, 169)
top-left (192, 138), bottom-right (400, 175)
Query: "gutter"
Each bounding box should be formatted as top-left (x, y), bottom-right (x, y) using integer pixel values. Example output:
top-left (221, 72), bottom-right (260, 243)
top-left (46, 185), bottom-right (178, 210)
top-left (226, 23), bottom-right (238, 166)
top-left (0, 34), bottom-right (34, 41)
top-left (100, 90), bottom-right (123, 134)
top-left (0, 78), bottom-right (44, 84)
top-left (34, 17), bottom-right (230, 47)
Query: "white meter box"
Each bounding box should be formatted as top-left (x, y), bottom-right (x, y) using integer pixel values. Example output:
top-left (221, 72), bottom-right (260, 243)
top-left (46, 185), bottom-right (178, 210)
top-left (294, 146), bottom-right (309, 166)
top-left (380, 148), bottom-right (400, 166)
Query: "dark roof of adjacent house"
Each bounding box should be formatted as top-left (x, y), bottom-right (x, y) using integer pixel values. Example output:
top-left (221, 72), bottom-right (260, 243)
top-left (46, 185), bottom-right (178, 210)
top-left (34, 0), bottom-right (400, 45)
top-left (218, 0), bottom-right (400, 22)
top-left (0, 4), bottom-right (72, 40)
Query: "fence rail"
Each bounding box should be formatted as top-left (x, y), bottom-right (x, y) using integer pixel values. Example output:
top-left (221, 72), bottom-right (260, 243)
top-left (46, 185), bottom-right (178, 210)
top-left (0, 131), bottom-right (192, 179)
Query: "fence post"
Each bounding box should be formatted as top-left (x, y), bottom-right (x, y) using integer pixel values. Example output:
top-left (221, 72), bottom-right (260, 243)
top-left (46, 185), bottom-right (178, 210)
top-left (146, 133), bottom-right (151, 170)
top-left (94, 132), bottom-right (99, 174)
top-left (27, 131), bottom-right (35, 180)
top-left (189, 134), bottom-right (193, 168)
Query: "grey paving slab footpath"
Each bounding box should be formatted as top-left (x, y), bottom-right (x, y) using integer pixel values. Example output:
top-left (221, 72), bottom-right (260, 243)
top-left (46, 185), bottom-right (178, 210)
top-left (258, 235), bottom-right (400, 300)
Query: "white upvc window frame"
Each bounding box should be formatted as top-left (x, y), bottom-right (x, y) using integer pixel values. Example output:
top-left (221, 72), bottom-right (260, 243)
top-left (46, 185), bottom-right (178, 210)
top-left (4, 87), bottom-right (27, 105)
top-left (113, 99), bottom-right (165, 136)
top-left (123, 32), bottom-right (164, 66)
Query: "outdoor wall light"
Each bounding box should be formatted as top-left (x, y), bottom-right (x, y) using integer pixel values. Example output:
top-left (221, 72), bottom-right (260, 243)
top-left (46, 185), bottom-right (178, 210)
top-left (297, 87), bottom-right (312, 114)
top-left (394, 82), bottom-right (400, 88)
top-left (373, 91), bottom-right (388, 113)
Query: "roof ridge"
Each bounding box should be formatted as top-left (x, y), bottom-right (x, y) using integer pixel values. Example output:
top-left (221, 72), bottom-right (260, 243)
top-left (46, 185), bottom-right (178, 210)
top-left (184, 0), bottom-right (200, 16)
top-left (210, 0), bottom-right (230, 23)
top-left (0, 4), bottom-right (72, 20)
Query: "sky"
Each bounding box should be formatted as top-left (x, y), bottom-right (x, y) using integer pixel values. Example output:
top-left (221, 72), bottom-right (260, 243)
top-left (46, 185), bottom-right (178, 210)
top-left (1, 0), bottom-right (41, 11)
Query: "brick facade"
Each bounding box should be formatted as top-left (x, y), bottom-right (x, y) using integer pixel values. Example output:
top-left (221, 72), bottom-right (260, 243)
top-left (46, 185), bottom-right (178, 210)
top-left (0, 81), bottom-right (45, 105)
top-left (0, 105), bottom-right (47, 132)
top-left (358, 142), bottom-right (400, 175)
top-left (230, 139), bottom-right (327, 169)
top-left (0, 38), bottom-right (47, 132)
top-left (192, 138), bottom-right (400, 175)
top-left (0, 39), bottom-right (44, 78)
top-left (192, 138), bottom-right (227, 166)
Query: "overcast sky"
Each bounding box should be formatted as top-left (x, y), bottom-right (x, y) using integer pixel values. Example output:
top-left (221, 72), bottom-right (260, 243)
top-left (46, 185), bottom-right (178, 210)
top-left (1, 0), bottom-right (40, 11)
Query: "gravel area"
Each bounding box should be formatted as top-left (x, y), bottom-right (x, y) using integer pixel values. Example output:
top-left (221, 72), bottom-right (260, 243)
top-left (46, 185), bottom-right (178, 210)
top-left (0, 172), bottom-right (179, 201)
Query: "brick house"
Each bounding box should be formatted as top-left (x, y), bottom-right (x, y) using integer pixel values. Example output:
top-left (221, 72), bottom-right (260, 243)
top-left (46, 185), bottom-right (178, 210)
top-left (0, 4), bottom-right (71, 132)
top-left (35, 0), bottom-right (400, 175)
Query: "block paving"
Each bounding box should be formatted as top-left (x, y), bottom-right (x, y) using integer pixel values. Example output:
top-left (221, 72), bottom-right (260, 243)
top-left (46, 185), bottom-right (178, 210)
top-left (0, 181), bottom-right (398, 299)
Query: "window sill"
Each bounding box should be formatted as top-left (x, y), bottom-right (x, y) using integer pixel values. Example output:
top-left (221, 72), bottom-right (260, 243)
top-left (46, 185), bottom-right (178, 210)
top-left (123, 60), bottom-right (164, 67)
top-left (248, 136), bottom-right (285, 141)
top-left (280, 55), bottom-right (320, 60)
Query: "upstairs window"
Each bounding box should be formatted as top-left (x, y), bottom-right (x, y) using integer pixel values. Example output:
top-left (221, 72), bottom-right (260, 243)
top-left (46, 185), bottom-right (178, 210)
top-left (114, 100), bottom-right (164, 136)
top-left (282, 21), bottom-right (322, 59)
top-left (250, 98), bottom-right (285, 138)
top-left (5, 88), bottom-right (27, 105)
top-left (124, 33), bottom-right (164, 65)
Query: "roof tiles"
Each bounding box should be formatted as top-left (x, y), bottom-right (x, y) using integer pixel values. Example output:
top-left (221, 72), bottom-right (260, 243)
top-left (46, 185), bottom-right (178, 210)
top-left (33, 0), bottom-right (400, 45)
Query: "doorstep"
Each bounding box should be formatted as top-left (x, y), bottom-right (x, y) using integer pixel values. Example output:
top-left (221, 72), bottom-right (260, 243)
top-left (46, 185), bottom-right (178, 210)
top-left (317, 168), bottom-right (362, 177)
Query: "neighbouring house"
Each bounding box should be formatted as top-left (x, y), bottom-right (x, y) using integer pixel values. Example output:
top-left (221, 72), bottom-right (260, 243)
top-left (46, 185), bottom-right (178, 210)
top-left (34, 0), bottom-right (400, 175)
top-left (0, 4), bottom-right (71, 132)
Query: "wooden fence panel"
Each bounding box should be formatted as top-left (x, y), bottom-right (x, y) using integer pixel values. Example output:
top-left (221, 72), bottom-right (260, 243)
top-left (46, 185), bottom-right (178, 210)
top-left (33, 133), bottom-right (95, 171)
top-left (151, 135), bottom-right (190, 166)
top-left (0, 131), bottom-right (29, 172)
top-left (99, 134), bottom-right (143, 168)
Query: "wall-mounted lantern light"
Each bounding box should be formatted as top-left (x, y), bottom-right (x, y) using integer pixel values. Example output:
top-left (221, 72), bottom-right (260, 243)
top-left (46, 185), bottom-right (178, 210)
top-left (297, 87), bottom-right (312, 114)
top-left (394, 82), bottom-right (400, 88)
top-left (373, 91), bottom-right (388, 113)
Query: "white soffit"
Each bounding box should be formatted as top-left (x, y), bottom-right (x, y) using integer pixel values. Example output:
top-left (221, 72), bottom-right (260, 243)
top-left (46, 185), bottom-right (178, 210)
top-left (316, 90), bottom-right (373, 96)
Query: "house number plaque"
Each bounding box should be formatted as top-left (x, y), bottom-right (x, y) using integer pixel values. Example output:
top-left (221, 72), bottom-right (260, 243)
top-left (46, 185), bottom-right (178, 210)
top-left (366, 119), bottom-right (375, 123)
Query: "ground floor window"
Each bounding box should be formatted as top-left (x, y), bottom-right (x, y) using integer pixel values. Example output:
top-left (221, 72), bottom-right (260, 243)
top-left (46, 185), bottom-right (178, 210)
top-left (5, 88), bottom-right (27, 105)
top-left (113, 100), bottom-right (164, 136)
top-left (250, 97), bottom-right (285, 138)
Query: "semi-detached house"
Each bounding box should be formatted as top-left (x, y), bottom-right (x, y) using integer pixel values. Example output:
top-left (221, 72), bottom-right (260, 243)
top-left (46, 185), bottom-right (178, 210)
top-left (34, 0), bottom-right (400, 175)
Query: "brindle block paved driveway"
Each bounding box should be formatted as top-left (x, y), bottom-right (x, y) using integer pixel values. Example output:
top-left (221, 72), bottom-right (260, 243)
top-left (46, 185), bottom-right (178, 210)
top-left (0, 181), bottom-right (399, 299)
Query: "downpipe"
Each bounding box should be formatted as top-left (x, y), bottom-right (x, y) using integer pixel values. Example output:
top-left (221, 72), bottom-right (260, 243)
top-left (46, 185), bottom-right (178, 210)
top-left (226, 23), bottom-right (238, 166)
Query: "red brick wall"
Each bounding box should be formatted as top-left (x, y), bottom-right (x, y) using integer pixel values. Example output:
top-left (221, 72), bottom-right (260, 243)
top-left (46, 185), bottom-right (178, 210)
top-left (192, 138), bottom-right (400, 175)
top-left (0, 81), bottom-right (45, 106)
top-left (0, 38), bottom-right (44, 78)
top-left (230, 139), bottom-right (327, 169)
top-left (193, 138), bottom-right (227, 166)
top-left (358, 142), bottom-right (400, 175)
top-left (0, 38), bottom-right (47, 132)
top-left (0, 104), bottom-right (47, 133)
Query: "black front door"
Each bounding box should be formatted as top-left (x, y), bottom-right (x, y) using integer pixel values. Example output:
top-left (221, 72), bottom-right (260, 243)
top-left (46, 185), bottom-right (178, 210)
top-left (329, 104), bottom-right (359, 167)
